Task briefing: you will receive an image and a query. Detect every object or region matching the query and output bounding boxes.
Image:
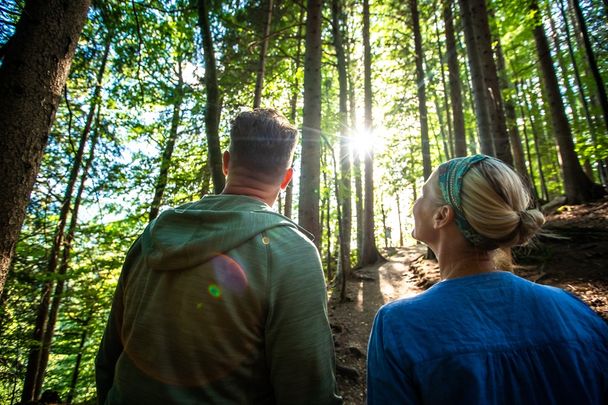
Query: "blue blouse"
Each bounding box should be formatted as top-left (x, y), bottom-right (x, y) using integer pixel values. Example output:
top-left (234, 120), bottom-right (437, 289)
top-left (367, 271), bottom-right (608, 404)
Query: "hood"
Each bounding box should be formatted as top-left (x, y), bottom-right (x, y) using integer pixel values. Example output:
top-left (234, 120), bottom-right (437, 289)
top-left (142, 194), bottom-right (303, 271)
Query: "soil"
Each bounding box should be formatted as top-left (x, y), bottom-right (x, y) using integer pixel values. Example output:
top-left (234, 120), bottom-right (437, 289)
top-left (328, 196), bottom-right (608, 404)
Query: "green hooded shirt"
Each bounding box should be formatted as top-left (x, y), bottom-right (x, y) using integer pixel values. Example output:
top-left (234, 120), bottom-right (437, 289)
top-left (96, 195), bottom-right (342, 404)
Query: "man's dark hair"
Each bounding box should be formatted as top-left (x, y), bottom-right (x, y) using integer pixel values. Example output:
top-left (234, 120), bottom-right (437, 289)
top-left (229, 108), bottom-right (298, 179)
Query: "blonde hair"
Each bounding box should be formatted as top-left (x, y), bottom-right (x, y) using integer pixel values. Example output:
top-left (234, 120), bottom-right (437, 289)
top-left (430, 158), bottom-right (545, 264)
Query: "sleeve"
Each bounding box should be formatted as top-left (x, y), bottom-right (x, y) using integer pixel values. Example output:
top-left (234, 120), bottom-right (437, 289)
top-left (95, 239), bottom-right (141, 405)
top-left (264, 226), bottom-right (342, 405)
top-left (367, 308), bottom-right (419, 404)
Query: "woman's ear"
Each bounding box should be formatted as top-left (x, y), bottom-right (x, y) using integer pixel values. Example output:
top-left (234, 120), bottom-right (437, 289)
top-left (433, 205), bottom-right (454, 229)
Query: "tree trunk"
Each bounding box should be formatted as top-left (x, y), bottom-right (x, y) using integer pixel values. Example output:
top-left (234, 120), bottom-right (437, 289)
top-left (530, 0), bottom-right (603, 203)
top-left (198, 0), bottom-right (225, 194)
top-left (66, 322), bottom-right (89, 404)
top-left (468, 0), bottom-right (512, 164)
top-left (0, 0), bottom-right (90, 300)
top-left (494, 38), bottom-right (527, 176)
top-left (524, 80), bottom-right (550, 201)
top-left (381, 199), bottom-right (388, 249)
top-left (298, 0), bottom-right (323, 244)
top-left (396, 194), bottom-right (404, 246)
top-left (570, 0), bottom-right (608, 132)
top-left (411, 0), bottom-right (432, 179)
top-left (444, 0), bottom-right (467, 157)
top-left (36, 104), bottom-right (102, 397)
top-left (457, 0), bottom-right (493, 155)
top-left (253, 0), bottom-right (274, 108)
top-left (284, 6), bottom-right (305, 220)
top-left (547, 9), bottom-right (582, 137)
top-left (433, 7), bottom-right (453, 159)
top-left (149, 65), bottom-right (184, 221)
top-left (516, 81), bottom-right (540, 201)
top-left (331, 0), bottom-right (351, 296)
top-left (345, 15), bottom-right (362, 265)
top-left (558, 0), bottom-right (599, 144)
top-left (433, 96), bottom-right (449, 161)
top-left (21, 30), bottom-right (107, 403)
top-left (360, 0), bottom-right (380, 265)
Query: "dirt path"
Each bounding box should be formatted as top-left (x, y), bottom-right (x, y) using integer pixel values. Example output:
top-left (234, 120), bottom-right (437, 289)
top-left (328, 245), bottom-right (428, 404)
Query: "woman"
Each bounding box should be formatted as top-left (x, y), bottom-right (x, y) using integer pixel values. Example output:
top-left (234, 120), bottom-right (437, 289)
top-left (367, 155), bottom-right (608, 404)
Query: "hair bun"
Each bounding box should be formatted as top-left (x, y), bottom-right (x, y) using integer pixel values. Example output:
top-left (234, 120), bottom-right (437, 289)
top-left (516, 208), bottom-right (545, 245)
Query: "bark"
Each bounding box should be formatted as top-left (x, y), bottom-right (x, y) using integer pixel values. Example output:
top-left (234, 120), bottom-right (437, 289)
top-left (66, 328), bottom-right (88, 404)
top-left (433, 7), bottom-right (453, 159)
top-left (331, 0), bottom-right (351, 298)
top-left (344, 10), bottom-right (362, 265)
top-left (198, 0), bottom-right (225, 194)
top-left (411, 0), bottom-right (432, 179)
top-left (494, 37), bottom-right (527, 176)
top-left (468, 0), bottom-right (512, 164)
top-left (298, 0), bottom-right (323, 244)
top-left (253, 0), bottom-right (274, 108)
top-left (381, 200), bottom-right (388, 249)
top-left (0, 0), bottom-right (91, 299)
top-left (396, 195), bottom-right (404, 246)
top-left (530, 0), bottom-right (603, 203)
top-left (570, 0), bottom-right (608, 132)
top-left (444, 0), bottom-right (467, 157)
top-left (457, 0), bottom-right (493, 155)
top-left (149, 64), bottom-right (184, 221)
top-left (354, 153), bottom-right (363, 264)
top-left (285, 5), bottom-right (306, 220)
top-left (360, 0), bottom-right (381, 265)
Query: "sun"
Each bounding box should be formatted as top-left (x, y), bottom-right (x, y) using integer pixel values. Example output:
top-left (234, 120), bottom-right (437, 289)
top-left (350, 127), bottom-right (375, 159)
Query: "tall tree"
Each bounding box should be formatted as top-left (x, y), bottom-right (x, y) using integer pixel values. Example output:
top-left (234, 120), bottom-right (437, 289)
top-left (21, 29), bottom-right (108, 403)
top-left (570, 0), bottom-right (608, 133)
top-left (331, 0), bottom-right (351, 301)
top-left (198, 0), bottom-right (225, 194)
top-left (530, 0), bottom-right (603, 203)
top-left (458, 0), bottom-right (494, 155)
top-left (285, 5), bottom-right (306, 220)
top-left (0, 0), bottom-right (91, 299)
top-left (298, 0), bottom-right (323, 244)
top-left (35, 105), bottom-right (102, 397)
top-left (444, 0), bottom-right (467, 157)
top-left (411, 0), bottom-right (432, 179)
top-left (149, 64), bottom-right (185, 221)
top-left (253, 0), bottom-right (274, 108)
top-left (468, 0), bottom-right (513, 164)
top-left (360, 0), bottom-right (381, 265)
top-left (494, 37), bottom-right (527, 176)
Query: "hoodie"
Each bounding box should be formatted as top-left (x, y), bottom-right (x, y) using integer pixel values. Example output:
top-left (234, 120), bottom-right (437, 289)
top-left (96, 195), bottom-right (342, 405)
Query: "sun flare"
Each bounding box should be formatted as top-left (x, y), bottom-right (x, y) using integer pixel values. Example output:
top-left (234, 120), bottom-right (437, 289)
top-left (350, 127), bottom-right (375, 158)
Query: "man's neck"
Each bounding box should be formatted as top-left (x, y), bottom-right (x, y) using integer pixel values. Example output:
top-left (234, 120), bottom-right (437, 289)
top-left (221, 177), bottom-right (279, 208)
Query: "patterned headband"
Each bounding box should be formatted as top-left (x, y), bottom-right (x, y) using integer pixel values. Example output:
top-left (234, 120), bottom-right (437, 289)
top-left (437, 154), bottom-right (499, 249)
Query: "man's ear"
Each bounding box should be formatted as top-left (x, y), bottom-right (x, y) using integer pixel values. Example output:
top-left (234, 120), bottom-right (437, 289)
top-left (280, 167), bottom-right (293, 190)
top-left (433, 205), bottom-right (454, 229)
top-left (222, 151), bottom-right (230, 176)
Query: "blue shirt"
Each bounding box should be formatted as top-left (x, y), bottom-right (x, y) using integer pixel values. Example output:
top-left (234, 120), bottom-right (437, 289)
top-left (367, 271), bottom-right (608, 404)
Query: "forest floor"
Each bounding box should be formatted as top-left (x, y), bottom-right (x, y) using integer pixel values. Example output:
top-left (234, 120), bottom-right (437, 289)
top-left (328, 196), bottom-right (608, 404)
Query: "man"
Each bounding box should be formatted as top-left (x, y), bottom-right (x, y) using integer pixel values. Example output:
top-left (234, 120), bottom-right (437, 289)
top-left (96, 109), bottom-right (342, 404)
